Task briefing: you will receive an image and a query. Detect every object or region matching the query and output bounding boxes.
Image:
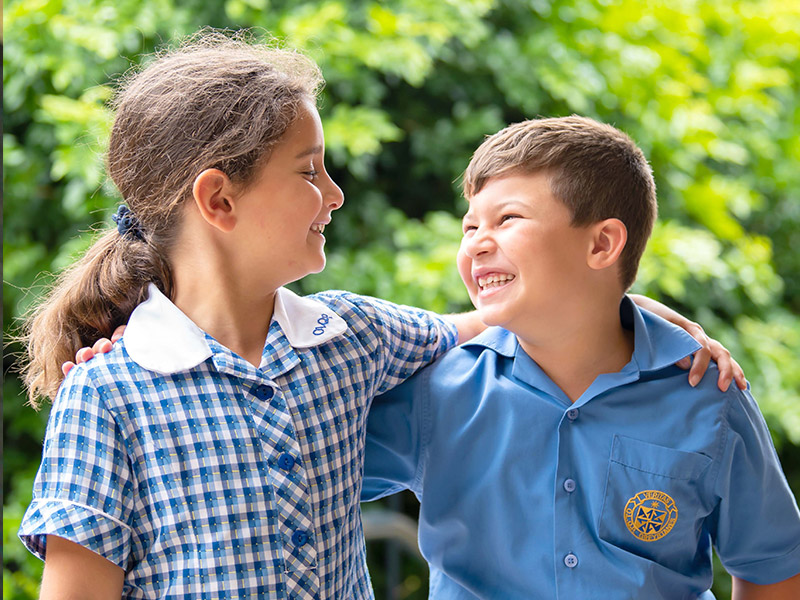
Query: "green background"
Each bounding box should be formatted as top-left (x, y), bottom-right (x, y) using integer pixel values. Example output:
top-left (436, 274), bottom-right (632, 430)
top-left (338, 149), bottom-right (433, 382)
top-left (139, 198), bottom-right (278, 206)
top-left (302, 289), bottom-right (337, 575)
top-left (3, 0), bottom-right (799, 598)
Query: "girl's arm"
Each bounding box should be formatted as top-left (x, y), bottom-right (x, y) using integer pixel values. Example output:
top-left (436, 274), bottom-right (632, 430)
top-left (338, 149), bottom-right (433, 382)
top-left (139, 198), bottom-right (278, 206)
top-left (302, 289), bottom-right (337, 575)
top-left (64, 298), bottom-right (746, 391)
top-left (629, 293), bottom-right (746, 391)
top-left (732, 573), bottom-right (800, 600)
top-left (40, 536), bottom-right (124, 600)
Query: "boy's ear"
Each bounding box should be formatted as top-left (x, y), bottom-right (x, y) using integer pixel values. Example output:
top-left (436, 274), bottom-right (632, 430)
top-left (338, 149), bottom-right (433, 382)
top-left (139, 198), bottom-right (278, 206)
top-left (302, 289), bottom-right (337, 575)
top-left (192, 169), bottom-right (238, 233)
top-left (587, 218), bottom-right (627, 271)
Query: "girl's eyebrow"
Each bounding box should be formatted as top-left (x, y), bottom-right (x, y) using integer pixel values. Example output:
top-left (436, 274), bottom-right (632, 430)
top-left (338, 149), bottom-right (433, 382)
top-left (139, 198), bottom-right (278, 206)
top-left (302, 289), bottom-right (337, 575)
top-left (295, 145), bottom-right (322, 159)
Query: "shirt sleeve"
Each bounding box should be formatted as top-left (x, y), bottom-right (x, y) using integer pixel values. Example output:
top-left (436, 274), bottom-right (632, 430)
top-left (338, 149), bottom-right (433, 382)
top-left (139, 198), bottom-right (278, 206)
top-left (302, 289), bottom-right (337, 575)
top-left (18, 366), bottom-right (136, 569)
top-left (361, 369), bottom-right (428, 502)
top-left (329, 291), bottom-right (459, 396)
top-left (710, 387), bottom-right (800, 584)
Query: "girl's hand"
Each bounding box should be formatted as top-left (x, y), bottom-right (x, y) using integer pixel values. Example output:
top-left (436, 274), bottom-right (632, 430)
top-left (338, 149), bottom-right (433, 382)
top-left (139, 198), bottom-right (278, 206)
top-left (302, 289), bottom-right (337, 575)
top-left (629, 294), bottom-right (746, 392)
top-left (61, 326), bottom-right (125, 376)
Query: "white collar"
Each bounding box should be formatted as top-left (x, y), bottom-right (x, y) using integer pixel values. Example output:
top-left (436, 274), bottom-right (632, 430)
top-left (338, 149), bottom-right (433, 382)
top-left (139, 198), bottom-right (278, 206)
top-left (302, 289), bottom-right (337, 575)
top-left (124, 283), bottom-right (347, 374)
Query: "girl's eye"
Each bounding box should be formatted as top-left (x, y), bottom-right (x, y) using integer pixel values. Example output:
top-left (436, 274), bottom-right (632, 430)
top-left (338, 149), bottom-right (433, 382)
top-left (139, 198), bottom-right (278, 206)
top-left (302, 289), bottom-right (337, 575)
top-left (304, 170), bottom-right (320, 180)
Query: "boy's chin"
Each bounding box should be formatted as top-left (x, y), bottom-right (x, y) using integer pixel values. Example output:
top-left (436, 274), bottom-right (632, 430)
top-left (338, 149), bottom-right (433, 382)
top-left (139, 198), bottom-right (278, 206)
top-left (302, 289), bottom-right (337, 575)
top-left (474, 308), bottom-right (504, 329)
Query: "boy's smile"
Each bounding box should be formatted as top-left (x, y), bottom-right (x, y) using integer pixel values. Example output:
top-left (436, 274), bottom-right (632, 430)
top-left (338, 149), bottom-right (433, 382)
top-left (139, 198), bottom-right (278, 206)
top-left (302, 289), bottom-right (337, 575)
top-left (457, 172), bottom-right (592, 340)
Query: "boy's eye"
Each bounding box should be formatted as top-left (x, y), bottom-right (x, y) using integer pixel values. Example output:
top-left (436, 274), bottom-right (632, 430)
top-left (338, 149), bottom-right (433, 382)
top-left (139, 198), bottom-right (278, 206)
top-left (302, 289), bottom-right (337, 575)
top-left (501, 214), bottom-right (519, 223)
top-left (462, 224), bottom-right (477, 233)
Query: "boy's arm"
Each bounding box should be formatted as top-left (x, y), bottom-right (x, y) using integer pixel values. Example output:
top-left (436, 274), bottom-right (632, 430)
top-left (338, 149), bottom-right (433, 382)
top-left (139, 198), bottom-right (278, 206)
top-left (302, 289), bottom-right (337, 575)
top-left (40, 535), bottom-right (124, 599)
top-left (732, 573), bottom-right (800, 600)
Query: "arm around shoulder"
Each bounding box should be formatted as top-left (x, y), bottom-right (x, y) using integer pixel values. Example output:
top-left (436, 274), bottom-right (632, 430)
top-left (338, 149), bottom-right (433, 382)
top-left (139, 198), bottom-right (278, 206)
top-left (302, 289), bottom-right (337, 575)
top-left (40, 535), bottom-right (124, 599)
top-left (444, 311), bottom-right (486, 344)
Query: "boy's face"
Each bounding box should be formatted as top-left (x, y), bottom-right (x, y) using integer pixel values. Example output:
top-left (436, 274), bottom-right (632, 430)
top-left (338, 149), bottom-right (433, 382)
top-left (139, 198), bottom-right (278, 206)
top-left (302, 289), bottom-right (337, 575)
top-left (457, 172), bottom-right (593, 336)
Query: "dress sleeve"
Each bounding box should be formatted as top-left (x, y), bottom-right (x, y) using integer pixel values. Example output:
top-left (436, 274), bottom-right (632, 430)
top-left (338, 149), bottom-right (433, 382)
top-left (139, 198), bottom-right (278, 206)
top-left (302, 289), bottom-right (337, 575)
top-left (710, 387), bottom-right (800, 584)
top-left (342, 292), bottom-right (458, 396)
top-left (18, 366), bottom-right (136, 570)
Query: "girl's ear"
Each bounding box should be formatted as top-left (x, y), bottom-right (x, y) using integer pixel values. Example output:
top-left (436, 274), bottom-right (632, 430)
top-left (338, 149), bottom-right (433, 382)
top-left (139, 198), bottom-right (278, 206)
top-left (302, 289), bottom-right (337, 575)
top-left (192, 169), bottom-right (238, 233)
top-left (587, 218), bottom-right (627, 271)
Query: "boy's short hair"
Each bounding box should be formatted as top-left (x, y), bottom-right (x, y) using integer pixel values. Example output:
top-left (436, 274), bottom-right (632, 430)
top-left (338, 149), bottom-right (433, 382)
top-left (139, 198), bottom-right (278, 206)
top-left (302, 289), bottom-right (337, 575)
top-left (463, 116), bottom-right (657, 291)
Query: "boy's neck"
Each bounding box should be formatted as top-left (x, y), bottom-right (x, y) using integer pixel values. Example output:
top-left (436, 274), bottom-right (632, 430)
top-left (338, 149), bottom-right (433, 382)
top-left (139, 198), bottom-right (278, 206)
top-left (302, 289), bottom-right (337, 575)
top-left (516, 298), bottom-right (634, 403)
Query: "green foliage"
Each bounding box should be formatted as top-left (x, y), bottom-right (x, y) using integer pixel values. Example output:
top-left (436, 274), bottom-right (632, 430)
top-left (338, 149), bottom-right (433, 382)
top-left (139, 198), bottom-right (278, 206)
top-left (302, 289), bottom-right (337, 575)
top-left (4, 0), bottom-right (799, 597)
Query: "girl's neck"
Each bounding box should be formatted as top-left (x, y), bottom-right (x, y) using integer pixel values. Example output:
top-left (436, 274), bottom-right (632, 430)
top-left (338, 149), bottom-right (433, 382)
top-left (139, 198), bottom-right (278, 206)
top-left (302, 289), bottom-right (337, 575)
top-left (170, 257), bottom-right (277, 368)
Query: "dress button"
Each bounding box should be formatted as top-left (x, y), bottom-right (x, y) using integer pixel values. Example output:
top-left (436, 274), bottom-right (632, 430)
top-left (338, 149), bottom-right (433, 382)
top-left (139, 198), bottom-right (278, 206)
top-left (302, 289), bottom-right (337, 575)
top-left (566, 408), bottom-right (579, 421)
top-left (254, 384), bottom-right (274, 400)
top-left (278, 453), bottom-right (295, 471)
top-left (291, 530), bottom-right (310, 547)
top-left (563, 478), bottom-right (576, 493)
top-left (564, 553), bottom-right (578, 568)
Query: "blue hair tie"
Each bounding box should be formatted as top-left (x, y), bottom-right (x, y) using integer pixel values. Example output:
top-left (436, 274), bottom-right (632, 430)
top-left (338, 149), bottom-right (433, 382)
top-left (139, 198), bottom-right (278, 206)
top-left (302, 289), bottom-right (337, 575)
top-left (112, 205), bottom-right (145, 241)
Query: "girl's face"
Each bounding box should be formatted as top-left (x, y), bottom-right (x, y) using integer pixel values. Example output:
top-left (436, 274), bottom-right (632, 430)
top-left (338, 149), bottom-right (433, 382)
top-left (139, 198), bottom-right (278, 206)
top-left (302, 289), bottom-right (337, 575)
top-left (234, 101), bottom-right (344, 289)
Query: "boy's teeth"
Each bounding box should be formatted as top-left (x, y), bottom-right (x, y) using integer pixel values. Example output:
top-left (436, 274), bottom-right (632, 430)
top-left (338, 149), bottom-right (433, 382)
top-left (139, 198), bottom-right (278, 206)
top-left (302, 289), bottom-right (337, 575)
top-left (477, 274), bottom-right (515, 289)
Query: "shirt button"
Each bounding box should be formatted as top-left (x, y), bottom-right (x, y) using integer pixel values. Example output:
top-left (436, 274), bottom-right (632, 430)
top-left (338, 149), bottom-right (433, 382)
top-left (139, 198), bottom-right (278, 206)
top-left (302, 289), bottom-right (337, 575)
top-left (291, 530), bottom-right (310, 547)
top-left (566, 408), bottom-right (579, 421)
top-left (564, 553), bottom-right (578, 568)
top-left (278, 453), bottom-right (295, 471)
top-left (253, 384), bottom-right (274, 400)
top-left (563, 478), bottom-right (576, 493)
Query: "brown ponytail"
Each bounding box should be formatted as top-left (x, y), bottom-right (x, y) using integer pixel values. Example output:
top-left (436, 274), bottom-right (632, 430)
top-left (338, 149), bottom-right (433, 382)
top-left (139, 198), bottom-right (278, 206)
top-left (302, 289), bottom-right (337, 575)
top-left (21, 229), bottom-right (172, 406)
top-left (21, 29), bottom-right (323, 406)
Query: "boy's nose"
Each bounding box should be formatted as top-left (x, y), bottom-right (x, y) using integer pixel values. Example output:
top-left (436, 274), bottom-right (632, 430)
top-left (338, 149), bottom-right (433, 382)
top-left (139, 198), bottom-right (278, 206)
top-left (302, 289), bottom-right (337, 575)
top-left (462, 228), bottom-right (494, 257)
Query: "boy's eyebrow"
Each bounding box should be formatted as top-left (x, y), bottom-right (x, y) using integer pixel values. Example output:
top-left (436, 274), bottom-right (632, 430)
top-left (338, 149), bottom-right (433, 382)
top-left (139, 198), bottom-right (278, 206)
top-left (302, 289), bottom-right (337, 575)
top-left (295, 145), bottom-right (323, 159)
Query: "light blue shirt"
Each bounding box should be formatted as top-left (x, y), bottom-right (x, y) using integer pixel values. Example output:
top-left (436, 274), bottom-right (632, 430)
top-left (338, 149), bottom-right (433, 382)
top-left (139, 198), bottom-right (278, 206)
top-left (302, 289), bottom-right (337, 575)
top-left (20, 284), bottom-right (457, 599)
top-left (362, 297), bottom-right (800, 599)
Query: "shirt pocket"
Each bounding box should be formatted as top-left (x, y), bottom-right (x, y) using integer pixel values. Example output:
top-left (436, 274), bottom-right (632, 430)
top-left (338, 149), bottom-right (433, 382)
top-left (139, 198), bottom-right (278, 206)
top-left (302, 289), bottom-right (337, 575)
top-left (598, 434), bottom-right (713, 573)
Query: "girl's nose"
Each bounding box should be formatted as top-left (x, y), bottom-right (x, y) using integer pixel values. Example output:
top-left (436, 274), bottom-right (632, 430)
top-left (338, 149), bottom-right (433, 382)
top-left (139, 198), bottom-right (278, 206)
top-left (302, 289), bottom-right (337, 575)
top-left (324, 173), bottom-right (344, 210)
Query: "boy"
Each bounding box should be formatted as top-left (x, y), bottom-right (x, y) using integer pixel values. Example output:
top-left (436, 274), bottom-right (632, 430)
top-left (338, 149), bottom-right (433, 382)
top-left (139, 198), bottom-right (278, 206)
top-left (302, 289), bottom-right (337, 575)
top-left (362, 116), bottom-right (800, 599)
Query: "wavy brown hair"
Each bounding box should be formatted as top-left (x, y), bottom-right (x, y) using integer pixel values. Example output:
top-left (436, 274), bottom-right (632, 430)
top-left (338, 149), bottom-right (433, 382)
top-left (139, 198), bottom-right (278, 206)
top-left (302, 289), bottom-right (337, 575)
top-left (21, 29), bottom-right (323, 406)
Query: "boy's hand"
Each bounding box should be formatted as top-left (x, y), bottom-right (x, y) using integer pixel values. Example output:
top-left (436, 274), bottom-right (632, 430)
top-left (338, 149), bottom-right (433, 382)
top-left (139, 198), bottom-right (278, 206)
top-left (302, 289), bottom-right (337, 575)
top-left (629, 294), bottom-right (746, 392)
top-left (61, 326), bottom-right (125, 376)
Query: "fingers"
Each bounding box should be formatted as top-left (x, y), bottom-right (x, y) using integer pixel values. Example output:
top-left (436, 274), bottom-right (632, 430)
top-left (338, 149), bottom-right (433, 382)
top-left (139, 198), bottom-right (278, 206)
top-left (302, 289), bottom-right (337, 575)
top-left (731, 357), bottom-right (747, 390)
top-left (687, 347), bottom-right (711, 387)
top-left (684, 322), bottom-right (711, 387)
top-left (92, 338), bottom-right (113, 354)
top-left (111, 325), bottom-right (126, 343)
top-left (676, 356), bottom-right (691, 370)
top-left (707, 340), bottom-right (747, 392)
top-left (75, 347), bottom-right (95, 364)
top-left (684, 336), bottom-right (748, 392)
top-left (62, 331), bottom-right (123, 378)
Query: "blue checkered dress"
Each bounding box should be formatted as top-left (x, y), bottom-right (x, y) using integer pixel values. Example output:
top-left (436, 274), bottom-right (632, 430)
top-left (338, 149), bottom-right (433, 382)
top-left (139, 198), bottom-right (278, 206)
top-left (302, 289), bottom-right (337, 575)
top-left (19, 285), bottom-right (458, 599)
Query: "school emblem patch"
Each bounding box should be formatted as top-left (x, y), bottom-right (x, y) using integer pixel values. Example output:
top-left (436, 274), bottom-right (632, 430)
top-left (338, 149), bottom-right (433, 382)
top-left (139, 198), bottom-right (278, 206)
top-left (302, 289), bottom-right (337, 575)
top-left (624, 490), bottom-right (678, 542)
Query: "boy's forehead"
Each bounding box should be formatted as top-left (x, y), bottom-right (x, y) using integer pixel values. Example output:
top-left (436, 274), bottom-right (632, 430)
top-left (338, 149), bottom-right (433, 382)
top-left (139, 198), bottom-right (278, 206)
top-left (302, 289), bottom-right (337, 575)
top-left (463, 172), bottom-right (551, 208)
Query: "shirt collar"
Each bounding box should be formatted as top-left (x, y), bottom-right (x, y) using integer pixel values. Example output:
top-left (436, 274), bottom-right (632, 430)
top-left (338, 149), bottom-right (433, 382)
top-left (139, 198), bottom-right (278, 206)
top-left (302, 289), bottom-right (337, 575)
top-left (124, 283), bottom-right (347, 374)
top-left (461, 295), bottom-right (701, 376)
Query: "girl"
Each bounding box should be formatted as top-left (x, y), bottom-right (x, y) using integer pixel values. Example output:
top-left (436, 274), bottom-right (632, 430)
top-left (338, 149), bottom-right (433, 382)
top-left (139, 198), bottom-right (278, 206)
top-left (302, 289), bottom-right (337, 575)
top-left (18, 30), bottom-right (741, 600)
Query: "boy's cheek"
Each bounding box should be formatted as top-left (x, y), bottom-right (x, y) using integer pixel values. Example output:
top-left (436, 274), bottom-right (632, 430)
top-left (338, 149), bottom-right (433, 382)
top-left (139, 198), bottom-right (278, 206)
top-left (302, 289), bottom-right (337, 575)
top-left (456, 249), bottom-right (479, 306)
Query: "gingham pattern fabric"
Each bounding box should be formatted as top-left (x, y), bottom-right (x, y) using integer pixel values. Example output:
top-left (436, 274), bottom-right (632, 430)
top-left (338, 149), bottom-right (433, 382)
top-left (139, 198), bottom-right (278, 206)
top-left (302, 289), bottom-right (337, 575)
top-left (19, 286), bottom-right (458, 599)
